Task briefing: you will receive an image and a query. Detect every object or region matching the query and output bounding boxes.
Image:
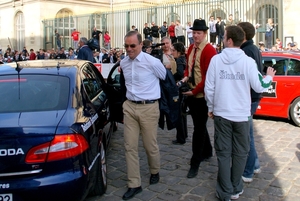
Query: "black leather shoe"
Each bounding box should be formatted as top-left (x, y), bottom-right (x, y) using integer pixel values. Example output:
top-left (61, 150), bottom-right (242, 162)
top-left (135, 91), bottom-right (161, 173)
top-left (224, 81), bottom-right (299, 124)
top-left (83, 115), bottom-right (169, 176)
top-left (150, 173), bottom-right (160, 185)
top-left (122, 186), bottom-right (142, 200)
top-left (187, 167), bottom-right (198, 178)
top-left (204, 155), bottom-right (212, 161)
top-left (172, 140), bottom-right (185, 145)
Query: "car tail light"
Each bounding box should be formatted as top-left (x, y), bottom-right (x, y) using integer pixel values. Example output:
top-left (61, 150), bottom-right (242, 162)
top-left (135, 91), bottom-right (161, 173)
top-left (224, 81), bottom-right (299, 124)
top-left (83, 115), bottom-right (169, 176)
top-left (25, 134), bottom-right (89, 163)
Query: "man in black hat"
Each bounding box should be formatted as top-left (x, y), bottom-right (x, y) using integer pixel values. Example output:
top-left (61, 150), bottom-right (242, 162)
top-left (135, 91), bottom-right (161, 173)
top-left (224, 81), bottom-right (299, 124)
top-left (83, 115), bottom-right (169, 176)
top-left (178, 19), bottom-right (216, 178)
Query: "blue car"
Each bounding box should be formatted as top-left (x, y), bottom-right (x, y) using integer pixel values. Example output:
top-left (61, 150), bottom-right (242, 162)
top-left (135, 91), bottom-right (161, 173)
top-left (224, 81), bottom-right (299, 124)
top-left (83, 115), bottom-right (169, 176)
top-left (0, 60), bottom-right (119, 201)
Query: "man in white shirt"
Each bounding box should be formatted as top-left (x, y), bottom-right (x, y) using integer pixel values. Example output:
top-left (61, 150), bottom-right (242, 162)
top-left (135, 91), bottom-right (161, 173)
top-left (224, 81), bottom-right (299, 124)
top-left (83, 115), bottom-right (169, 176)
top-left (98, 48), bottom-right (106, 63)
top-left (186, 21), bottom-right (193, 45)
top-left (208, 16), bottom-right (217, 45)
top-left (175, 20), bottom-right (185, 46)
top-left (120, 30), bottom-right (166, 200)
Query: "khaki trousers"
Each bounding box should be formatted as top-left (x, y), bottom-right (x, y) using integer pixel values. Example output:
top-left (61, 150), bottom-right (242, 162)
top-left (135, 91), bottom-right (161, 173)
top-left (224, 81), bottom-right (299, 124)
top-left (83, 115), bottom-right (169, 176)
top-left (123, 100), bottom-right (160, 188)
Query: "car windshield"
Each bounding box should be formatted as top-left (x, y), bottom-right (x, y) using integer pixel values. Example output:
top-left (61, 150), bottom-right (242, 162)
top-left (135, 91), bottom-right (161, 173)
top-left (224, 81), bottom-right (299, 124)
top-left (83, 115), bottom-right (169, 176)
top-left (0, 74), bottom-right (69, 113)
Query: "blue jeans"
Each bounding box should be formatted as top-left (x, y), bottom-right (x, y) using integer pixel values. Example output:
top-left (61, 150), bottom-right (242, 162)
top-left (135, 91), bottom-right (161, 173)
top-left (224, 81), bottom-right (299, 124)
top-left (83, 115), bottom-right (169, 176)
top-left (218, 34), bottom-right (223, 45)
top-left (243, 101), bottom-right (260, 178)
top-left (57, 40), bottom-right (61, 49)
top-left (188, 37), bottom-right (194, 45)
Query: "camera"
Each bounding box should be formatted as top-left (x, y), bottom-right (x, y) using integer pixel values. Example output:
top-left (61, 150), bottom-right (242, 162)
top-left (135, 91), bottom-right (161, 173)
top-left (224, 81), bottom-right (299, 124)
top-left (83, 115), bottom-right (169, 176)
top-left (177, 81), bottom-right (190, 92)
top-left (142, 43), bottom-right (165, 62)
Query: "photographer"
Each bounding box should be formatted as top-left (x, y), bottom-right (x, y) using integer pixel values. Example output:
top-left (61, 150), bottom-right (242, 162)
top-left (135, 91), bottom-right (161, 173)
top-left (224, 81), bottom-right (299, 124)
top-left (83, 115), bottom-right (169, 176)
top-left (161, 37), bottom-right (187, 145)
top-left (142, 39), bottom-right (153, 54)
top-left (171, 42), bottom-right (188, 145)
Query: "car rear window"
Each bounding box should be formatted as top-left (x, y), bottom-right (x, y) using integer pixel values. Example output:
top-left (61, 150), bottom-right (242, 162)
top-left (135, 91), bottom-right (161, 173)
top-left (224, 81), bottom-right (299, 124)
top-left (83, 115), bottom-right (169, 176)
top-left (0, 75), bottom-right (69, 113)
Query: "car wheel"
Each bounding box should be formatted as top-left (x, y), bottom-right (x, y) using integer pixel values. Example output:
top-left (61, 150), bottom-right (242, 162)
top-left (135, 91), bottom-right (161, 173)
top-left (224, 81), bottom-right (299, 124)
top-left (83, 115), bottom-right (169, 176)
top-left (290, 97), bottom-right (300, 126)
top-left (90, 136), bottom-right (107, 196)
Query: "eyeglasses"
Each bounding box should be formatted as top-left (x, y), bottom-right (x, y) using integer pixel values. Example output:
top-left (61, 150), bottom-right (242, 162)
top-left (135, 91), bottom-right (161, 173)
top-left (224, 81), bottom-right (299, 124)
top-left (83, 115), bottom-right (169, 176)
top-left (124, 44), bottom-right (138, 48)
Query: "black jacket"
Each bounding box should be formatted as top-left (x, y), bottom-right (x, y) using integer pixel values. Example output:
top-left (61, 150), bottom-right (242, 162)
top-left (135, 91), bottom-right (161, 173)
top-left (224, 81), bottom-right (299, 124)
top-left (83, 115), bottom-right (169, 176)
top-left (151, 26), bottom-right (160, 38)
top-left (55, 53), bottom-right (67, 59)
top-left (240, 39), bottom-right (263, 102)
top-left (158, 69), bottom-right (180, 130)
top-left (143, 27), bottom-right (151, 38)
top-left (173, 55), bottom-right (186, 82)
top-left (216, 21), bottom-right (225, 36)
top-left (102, 54), bottom-right (117, 63)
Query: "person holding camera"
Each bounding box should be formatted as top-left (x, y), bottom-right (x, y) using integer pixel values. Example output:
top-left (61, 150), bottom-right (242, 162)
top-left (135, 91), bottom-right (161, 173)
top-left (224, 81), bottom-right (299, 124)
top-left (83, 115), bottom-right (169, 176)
top-left (142, 39), bottom-right (152, 54)
top-left (161, 37), bottom-right (186, 145)
top-left (179, 19), bottom-right (216, 178)
top-left (171, 42), bottom-right (188, 145)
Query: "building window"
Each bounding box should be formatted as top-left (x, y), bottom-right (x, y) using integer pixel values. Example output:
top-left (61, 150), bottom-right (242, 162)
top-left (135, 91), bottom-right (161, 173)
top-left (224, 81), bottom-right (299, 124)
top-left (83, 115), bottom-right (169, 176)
top-left (15, 12), bottom-right (25, 51)
top-left (55, 9), bottom-right (74, 49)
top-left (256, 4), bottom-right (278, 47)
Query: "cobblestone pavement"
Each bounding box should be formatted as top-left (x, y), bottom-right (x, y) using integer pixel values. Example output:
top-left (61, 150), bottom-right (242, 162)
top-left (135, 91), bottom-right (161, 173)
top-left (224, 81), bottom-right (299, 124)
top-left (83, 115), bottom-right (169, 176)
top-left (85, 116), bottom-right (300, 201)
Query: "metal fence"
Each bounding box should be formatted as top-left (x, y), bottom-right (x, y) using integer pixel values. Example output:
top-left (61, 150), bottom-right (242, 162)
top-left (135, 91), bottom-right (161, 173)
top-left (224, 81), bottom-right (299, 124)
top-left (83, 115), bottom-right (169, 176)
top-left (43, 0), bottom-right (282, 50)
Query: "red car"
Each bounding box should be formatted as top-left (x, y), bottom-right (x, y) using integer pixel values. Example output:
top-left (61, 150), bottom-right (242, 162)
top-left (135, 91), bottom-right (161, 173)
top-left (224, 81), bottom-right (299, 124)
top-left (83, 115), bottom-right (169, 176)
top-left (255, 51), bottom-right (300, 126)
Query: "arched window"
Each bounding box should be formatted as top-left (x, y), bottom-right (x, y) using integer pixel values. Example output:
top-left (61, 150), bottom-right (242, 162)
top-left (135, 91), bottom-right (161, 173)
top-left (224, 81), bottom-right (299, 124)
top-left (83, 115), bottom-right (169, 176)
top-left (15, 11), bottom-right (25, 51)
top-left (166, 13), bottom-right (180, 26)
top-left (256, 4), bottom-right (278, 47)
top-left (55, 9), bottom-right (74, 49)
top-left (211, 9), bottom-right (226, 20)
top-left (89, 13), bottom-right (105, 46)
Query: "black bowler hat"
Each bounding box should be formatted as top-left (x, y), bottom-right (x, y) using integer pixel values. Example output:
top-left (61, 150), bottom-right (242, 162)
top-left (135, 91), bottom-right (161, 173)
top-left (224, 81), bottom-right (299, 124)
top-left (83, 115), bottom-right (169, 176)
top-left (190, 19), bottom-right (209, 30)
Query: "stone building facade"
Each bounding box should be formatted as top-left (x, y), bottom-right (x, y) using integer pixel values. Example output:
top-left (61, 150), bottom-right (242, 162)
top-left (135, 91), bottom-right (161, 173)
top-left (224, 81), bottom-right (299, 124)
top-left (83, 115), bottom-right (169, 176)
top-left (0, 0), bottom-right (297, 51)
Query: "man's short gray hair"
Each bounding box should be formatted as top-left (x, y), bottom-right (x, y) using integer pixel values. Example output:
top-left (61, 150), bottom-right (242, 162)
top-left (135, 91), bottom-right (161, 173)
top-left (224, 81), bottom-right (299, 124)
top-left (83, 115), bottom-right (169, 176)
top-left (80, 37), bottom-right (88, 45)
top-left (161, 36), bottom-right (171, 43)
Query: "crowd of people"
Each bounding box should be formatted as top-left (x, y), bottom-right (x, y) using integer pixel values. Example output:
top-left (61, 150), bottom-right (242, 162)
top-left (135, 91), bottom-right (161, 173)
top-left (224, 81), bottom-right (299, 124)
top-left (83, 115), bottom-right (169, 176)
top-left (118, 18), bottom-right (276, 201)
top-left (0, 45), bottom-right (78, 64)
top-left (258, 39), bottom-right (299, 52)
top-left (1, 16), bottom-right (296, 65)
top-left (0, 40), bottom-right (125, 65)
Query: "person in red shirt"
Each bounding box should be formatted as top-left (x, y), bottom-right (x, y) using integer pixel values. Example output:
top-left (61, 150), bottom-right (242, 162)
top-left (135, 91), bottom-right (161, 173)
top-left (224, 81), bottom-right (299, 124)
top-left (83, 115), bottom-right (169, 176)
top-left (71, 28), bottom-right (81, 50)
top-left (29, 49), bottom-right (36, 60)
top-left (168, 21), bottom-right (176, 44)
top-left (104, 31), bottom-right (111, 50)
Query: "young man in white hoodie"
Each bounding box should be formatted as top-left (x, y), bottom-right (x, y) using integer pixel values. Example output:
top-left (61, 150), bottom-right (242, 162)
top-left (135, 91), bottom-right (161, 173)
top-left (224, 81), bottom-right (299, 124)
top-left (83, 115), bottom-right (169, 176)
top-left (204, 25), bottom-right (276, 201)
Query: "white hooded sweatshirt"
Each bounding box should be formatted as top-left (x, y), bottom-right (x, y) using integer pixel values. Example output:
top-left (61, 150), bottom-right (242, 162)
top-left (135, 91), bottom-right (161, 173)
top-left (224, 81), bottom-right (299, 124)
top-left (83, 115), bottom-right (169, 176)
top-left (205, 48), bottom-right (273, 122)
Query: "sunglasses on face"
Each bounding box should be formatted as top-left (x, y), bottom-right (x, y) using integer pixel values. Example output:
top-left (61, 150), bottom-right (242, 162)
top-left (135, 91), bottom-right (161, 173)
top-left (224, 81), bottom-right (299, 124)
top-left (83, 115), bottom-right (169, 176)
top-left (124, 44), bottom-right (138, 48)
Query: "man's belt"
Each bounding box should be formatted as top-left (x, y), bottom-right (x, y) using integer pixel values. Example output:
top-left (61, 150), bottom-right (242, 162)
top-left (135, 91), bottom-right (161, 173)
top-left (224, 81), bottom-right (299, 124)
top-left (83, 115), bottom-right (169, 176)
top-left (129, 100), bottom-right (157, 104)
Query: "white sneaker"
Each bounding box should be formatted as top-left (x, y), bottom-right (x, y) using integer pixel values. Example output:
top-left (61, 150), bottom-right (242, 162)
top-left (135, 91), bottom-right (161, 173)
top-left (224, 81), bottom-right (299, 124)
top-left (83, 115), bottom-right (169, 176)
top-left (216, 192), bottom-right (231, 201)
top-left (242, 176), bottom-right (253, 183)
top-left (254, 168), bottom-right (261, 174)
top-left (231, 190), bottom-right (244, 200)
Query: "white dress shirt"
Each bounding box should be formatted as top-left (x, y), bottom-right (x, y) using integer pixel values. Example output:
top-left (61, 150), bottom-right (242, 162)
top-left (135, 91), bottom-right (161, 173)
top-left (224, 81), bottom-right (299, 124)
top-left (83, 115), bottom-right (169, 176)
top-left (120, 51), bottom-right (166, 101)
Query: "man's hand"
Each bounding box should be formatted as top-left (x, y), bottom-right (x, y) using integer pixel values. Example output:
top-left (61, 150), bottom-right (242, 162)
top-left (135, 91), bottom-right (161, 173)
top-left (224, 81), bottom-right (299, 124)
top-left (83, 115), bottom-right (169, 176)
top-left (182, 91), bottom-right (193, 96)
top-left (266, 67), bottom-right (276, 78)
top-left (164, 63), bottom-right (171, 69)
top-left (208, 112), bottom-right (214, 119)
